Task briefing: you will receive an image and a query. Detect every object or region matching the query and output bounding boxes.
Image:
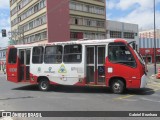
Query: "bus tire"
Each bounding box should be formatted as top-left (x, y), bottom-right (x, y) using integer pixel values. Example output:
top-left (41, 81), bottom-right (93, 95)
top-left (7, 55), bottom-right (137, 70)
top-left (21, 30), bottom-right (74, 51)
top-left (111, 80), bottom-right (125, 94)
top-left (38, 78), bottom-right (50, 91)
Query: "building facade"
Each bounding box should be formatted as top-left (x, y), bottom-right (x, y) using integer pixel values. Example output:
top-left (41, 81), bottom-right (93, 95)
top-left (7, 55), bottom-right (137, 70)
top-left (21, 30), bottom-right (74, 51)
top-left (106, 20), bottom-right (139, 45)
top-left (139, 29), bottom-right (160, 64)
top-left (10, 0), bottom-right (106, 44)
top-left (0, 48), bottom-right (7, 72)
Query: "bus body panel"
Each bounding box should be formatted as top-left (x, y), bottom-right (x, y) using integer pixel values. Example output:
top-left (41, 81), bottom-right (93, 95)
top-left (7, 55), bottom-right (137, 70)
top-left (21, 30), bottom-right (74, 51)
top-left (105, 61), bottom-right (141, 88)
top-left (6, 47), bottom-right (19, 83)
top-left (6, 39), bottom-right (148, 90)
top-left (105, 41), bottom-right (146, 89)
top-left (30, 64), bottom-right (85, 85)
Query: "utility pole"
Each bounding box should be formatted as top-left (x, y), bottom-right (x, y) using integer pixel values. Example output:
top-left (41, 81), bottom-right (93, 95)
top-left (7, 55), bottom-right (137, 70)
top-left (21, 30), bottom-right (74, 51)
top-left (154, 0), bottom-right (157, 74)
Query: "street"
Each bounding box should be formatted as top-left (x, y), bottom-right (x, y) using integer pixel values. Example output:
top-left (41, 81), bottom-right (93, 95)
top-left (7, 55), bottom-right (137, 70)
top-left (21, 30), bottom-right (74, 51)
top-left (0, 64), bottom-right (160, 120)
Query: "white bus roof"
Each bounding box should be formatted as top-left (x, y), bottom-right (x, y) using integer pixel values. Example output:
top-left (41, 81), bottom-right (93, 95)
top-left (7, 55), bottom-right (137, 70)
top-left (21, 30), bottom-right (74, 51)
top-left (9, 39), bottom-right (127, 48)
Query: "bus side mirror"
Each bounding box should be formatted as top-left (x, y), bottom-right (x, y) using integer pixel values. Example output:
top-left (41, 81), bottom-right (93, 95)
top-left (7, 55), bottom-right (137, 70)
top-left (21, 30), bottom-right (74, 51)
top-left (128, 41), bottom-right (136, 50)
top-left (132, 43), bottom-right (136, 50)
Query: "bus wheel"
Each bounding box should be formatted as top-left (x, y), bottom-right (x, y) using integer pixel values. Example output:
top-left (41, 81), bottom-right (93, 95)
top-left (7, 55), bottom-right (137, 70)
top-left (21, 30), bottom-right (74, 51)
top-left (38, 79), bottom-right (50, 91)
top-left (111, 80), bottom-right (125, 94)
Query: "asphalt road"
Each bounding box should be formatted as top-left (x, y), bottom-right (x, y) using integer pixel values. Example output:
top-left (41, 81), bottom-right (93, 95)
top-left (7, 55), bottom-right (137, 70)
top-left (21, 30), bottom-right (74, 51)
top-left (0, 65), bottom-right (160, 120)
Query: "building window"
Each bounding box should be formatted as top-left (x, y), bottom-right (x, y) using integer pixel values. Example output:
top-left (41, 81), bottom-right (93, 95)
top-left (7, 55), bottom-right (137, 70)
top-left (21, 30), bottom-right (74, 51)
top-left (97, 21), bottom-right (105, 27)
top-left (110, 31), bottom-right (122, 38)
top-left (84, 32), bottom-right (105, 39)
top-left (29, 21), bottom-right (33, 29)
top-left (11, 0), bottom-right (46, 26)
top-left (71, 17), bottom-right (83, 25)
top-left (70, 2), bottom-right (76, 9)
top-left (41, 31), bottom-right (47, 40)
top-left (69, 1), bottom-right (105, 15)
top-left (70, 32), bottom-right (83, 39)
top-left (124, 32), bottom-right (134, 39)
top-left (22, 14), bottom-right (46, 32)
top-left (83, 5), bottom-right (89, 12)
top-left (22, 31), bottom-right (47, 44)
top-left (40, 0), bottom-right (46, 9)
top-left (35, 33), bottom-right (41, 41)
top-left (76, 3), bottom-right (83, 11)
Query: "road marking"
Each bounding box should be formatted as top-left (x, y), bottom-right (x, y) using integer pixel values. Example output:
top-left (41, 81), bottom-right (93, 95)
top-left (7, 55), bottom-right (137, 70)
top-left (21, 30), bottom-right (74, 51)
top-left (114, 88), bottom-right (160, 100)
top-left (148, 82), bottom-right (160, 85)
top-left (114, 95), bottom-right (134, 100)
top-left (118, 98), bottom-right (138, 102)
top-left (148, 83), bottom-right (160, 86)
top-left (141, 97), bottom-right (160, 103)
top-left (149, 82), bottom-right (160, 86)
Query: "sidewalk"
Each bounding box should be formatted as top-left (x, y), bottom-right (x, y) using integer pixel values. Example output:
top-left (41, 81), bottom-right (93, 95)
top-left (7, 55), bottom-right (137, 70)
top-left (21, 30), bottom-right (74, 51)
top-left (148, 74), bottom-right (160, 83)
top-left (0, 71), bottom-right (6, 75)
top-left (0, 117), bottom-right (13, 120)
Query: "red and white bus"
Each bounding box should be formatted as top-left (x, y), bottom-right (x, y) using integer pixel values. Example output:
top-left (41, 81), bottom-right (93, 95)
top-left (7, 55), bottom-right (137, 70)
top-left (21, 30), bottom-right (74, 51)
top-left (6, 39), bottom-right (147, 94)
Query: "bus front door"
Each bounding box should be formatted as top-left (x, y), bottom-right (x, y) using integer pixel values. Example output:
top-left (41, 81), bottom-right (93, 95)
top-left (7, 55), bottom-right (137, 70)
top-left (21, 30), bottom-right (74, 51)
top-left (86, 46), bottom-right (106, 85)
top-left (19, 49), bottom-right (31, 82)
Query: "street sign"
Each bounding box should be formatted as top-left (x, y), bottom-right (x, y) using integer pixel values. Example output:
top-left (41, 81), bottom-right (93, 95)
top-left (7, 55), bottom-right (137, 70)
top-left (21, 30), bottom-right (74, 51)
top-left (98, 66), bottom-right (105, 76)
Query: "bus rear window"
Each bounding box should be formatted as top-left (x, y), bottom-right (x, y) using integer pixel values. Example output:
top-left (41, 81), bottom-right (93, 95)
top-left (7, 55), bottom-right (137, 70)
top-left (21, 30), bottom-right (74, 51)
top-left (8, 48), bottom-right (17, 64)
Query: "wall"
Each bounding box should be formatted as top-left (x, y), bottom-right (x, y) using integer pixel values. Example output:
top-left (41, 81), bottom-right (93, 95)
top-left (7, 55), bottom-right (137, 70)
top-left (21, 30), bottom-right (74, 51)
top-left (46, 0), bottom-right (70, 42)
top-left (106, 20), bottom-right (139, 45)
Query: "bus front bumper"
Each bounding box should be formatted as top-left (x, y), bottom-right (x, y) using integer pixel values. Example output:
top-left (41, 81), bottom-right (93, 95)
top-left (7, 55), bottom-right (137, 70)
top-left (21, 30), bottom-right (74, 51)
top-left (140, 74), bottom-right (148, 88)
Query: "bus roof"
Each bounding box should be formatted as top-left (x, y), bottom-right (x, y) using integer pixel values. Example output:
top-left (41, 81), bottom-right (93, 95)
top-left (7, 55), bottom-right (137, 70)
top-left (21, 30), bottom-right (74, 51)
top-left (8, 39), bottom-right (127, 48)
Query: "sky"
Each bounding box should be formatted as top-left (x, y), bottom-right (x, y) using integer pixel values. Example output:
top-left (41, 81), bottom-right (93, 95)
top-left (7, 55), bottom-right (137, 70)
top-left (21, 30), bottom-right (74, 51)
top-left (106, 0), bottom-right (160, 29)
top-left (0, 0), bottom-right (160, 48)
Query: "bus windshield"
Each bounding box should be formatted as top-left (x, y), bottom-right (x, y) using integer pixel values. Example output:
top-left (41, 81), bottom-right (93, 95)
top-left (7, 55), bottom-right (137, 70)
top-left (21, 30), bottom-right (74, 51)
top-left (128, 42), bottom-right (145, 65)
top-left (134, 50), bottom-right (145, 65)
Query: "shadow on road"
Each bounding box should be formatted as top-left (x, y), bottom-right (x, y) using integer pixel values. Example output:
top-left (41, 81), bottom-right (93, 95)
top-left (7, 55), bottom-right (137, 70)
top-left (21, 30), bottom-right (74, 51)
top-left (12, 85), bottom-right (39, 91)
top-left (12, 85), bottom-right (112, 94)
top-left (0, 96), bottom-right (34, 101)
top-left (12, 85), bottom-right (155, 95)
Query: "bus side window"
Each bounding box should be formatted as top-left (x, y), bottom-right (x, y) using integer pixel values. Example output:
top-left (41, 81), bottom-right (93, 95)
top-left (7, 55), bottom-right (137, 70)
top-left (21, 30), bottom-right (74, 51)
top-left (8, 48), bottom-right (17, 64)
top-left (32, 46), bottom-right (44, 64)
top-left (63, 44), bottom-right (82, 63)
top-left (108, 46), bottom-right (116, 61)
top-left (44, 45), bottom-right (62, 64)
top-left (108, 42), bottom-right (136, 68)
